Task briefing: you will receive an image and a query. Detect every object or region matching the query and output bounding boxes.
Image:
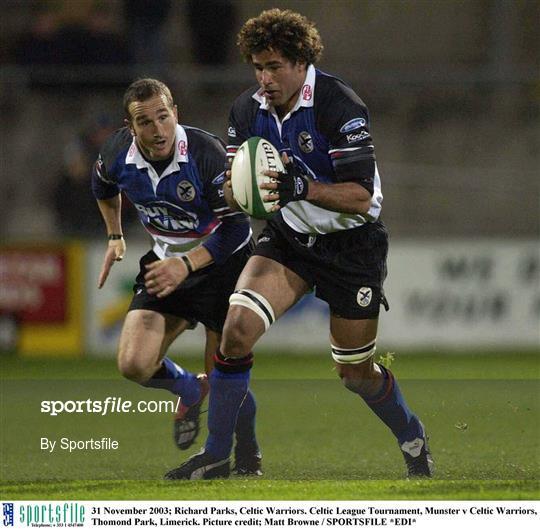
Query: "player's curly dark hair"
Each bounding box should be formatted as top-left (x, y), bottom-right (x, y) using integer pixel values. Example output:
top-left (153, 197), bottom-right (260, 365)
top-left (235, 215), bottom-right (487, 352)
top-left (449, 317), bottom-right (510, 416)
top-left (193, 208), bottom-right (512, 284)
top-left (123, 78), bottom-right (174, 120)
top-left (237, 8), bottom-right (323, 65)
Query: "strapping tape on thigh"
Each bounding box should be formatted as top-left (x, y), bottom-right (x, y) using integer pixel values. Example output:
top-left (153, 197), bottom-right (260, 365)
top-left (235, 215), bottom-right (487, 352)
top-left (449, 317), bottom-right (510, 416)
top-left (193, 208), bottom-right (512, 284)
top-left (229, 289), bottom-right (275, 331)
top-left (331, 339), bottom-right (376, 364)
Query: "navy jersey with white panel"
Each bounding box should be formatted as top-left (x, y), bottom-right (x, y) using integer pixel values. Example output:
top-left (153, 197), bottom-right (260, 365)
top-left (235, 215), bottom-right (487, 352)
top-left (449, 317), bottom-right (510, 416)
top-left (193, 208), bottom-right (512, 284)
top-left (92, 124), bottom-right (251, 263)
top-left (227, 65), bottom-right (383, 235)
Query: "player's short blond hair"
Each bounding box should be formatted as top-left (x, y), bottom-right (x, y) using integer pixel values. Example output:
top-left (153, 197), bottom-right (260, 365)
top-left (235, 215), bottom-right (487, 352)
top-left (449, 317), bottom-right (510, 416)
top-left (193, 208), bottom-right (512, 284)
top-left (123, 78), bottom-right (174, 121)
top-left (237, 8), bottom-right (323, 65)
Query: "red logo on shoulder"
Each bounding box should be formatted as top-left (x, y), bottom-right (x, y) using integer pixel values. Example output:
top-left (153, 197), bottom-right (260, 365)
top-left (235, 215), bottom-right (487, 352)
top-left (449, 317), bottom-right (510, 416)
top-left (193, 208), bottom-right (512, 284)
top-left (178, 140), bottom-right (187, 155)
top-left (302, 84), bottom-right (312, 101)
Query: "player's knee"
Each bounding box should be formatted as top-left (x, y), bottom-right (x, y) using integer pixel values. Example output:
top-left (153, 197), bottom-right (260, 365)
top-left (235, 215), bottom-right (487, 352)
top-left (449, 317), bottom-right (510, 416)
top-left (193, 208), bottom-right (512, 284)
top-left (221, 292), bottom-right (273, 358)
top-left (339, 370), bottom-right (381, 397)
top-left (333, 340), bottom-right (382, 397)
top-left (228, 289), bottom-right (274, 332)
top-left (117, 353), bottom-right (155, 384)
top-left (221, 308), bottom-right (254, 358)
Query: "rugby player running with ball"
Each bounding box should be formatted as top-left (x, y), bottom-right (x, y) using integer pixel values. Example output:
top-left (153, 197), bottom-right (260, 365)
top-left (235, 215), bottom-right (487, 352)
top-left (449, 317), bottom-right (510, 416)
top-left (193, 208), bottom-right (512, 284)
top-left (166, 9), bottom-right (433, 480)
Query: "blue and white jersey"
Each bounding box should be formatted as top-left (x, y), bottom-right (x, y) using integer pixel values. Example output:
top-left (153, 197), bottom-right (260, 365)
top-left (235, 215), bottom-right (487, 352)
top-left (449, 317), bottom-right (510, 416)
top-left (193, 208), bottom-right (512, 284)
top-left (227, 65), bottom-right (383, 235)
top-left (92, 124), bottom-right (251, 262)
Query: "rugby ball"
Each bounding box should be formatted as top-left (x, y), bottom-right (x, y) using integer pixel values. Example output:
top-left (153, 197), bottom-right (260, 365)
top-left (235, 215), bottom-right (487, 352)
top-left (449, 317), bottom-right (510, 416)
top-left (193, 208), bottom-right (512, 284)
top-left (230, 137), bottom-right (284, 220)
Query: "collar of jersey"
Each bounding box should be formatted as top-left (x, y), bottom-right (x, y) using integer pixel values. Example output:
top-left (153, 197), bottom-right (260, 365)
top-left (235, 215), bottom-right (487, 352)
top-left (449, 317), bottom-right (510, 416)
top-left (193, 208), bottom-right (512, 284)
top-left (252, 64), bottom-right (316, 117)
top-left (125, 124), bottom-right (188, 176)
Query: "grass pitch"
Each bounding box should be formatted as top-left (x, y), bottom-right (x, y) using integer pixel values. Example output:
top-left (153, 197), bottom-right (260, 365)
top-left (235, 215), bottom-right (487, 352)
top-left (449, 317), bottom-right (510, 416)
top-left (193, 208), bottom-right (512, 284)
top-left (1, 350), bottom-right (539, 500)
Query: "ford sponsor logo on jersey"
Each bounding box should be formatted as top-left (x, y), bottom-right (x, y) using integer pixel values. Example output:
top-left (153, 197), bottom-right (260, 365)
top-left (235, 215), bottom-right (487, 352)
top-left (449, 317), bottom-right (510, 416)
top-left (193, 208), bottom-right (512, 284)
top-left (340, 117), bottom-right (367, 133)
top-left (212, 172), bottom-right (225, 185)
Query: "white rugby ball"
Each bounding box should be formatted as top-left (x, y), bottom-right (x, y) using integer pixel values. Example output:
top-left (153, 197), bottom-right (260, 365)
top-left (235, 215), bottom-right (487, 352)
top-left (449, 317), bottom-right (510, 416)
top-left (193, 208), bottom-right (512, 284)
top-left (230, 136), bottom-right (284, 220)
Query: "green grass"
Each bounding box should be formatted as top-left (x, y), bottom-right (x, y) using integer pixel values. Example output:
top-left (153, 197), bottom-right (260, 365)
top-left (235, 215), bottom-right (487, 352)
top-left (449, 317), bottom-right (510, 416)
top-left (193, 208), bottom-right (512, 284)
top-left (2, 479), bottom-right (537, 501)
top-left (1, 351), bottom-right (539, 500)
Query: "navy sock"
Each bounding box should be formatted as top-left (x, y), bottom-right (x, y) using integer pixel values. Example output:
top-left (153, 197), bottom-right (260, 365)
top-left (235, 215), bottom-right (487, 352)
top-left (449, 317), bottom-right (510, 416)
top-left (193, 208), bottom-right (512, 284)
top-left (363, 364), bottom-right (423, 445)
top-left (144, 357), bottom-right (200, 406)
top-left (205, 369), bottom-right (250, 459)
top-left (205, 350), bottom-right (254, 459)
top-left (235, 389), bottom-right (259, 453)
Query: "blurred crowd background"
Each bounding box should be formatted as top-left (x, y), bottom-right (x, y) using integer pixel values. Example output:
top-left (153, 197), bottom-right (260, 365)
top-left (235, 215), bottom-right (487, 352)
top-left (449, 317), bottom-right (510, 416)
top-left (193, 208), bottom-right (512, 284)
top-left (1, 0), bottom-right (539, 242)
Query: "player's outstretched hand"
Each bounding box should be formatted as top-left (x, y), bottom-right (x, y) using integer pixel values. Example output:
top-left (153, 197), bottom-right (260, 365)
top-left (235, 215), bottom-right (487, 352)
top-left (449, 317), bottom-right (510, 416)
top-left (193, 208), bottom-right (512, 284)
top-left (98, 238), bottom-right (126, 289)
top-left (144, 257), bottom-right (188, 298)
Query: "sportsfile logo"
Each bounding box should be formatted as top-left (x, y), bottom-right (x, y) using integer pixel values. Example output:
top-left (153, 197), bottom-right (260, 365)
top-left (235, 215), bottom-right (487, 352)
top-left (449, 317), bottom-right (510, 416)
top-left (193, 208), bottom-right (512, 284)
top-left (2, 503), bottom-right (14, 527)
top-left (4, 503), bottom-right (85, 527)
top-left (40, 396), bottom-right (179, 416)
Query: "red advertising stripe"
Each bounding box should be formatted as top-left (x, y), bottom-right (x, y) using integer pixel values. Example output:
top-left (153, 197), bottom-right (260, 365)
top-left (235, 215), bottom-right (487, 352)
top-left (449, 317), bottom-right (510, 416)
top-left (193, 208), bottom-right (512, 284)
top-left (0, 248), bottom-right (67, 323)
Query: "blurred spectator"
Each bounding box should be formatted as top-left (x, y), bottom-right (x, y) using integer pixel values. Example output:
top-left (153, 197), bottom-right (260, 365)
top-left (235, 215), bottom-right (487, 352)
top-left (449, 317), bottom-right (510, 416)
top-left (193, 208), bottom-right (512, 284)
top-left (52, 116), bottom-right (137, 238)
top-left (185, 0), bottom-right (238, 65)
top-left (13, 5), bottom-right (63, 66)
top-left (53, 136), bottom-right (103, 238)
top-left (12, 2), bottom-right (132, 90)
top-left (85, 4), bottom-right (133, 67)
top-left (123, 0), bottom-right (172, 76)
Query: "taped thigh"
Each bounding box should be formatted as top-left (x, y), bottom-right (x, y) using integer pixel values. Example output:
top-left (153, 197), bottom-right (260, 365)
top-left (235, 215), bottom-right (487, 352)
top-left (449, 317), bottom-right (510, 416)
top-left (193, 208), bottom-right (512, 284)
top-left (331, 339), bottom-right (376, 364)
top-left (229, 289), bottom-right (276, 331)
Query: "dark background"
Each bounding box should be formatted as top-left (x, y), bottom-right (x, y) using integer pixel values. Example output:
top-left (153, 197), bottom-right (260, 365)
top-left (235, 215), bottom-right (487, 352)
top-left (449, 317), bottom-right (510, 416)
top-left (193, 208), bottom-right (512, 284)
top-left (0, 0), bottom-right (538, 241)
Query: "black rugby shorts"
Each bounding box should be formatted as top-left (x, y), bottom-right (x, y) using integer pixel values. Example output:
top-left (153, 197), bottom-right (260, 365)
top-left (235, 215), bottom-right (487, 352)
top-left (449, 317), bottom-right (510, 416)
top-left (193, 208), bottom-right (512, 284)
top-left (128, 242), bottom-right (252, 332)
top-left (253, 216), bottom-right (388, 319)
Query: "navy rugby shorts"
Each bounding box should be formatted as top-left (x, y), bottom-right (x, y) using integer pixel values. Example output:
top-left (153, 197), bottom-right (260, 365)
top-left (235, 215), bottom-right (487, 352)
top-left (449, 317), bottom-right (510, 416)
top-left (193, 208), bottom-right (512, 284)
top-left (128, 242), bottom-right (253, 332)
top-left (253, 216), bottom-right (388, 319)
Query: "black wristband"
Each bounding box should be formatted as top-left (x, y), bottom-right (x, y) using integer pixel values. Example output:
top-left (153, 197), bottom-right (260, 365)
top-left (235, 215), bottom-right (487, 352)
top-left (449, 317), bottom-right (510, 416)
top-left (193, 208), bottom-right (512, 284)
top-left (108, 234), bottom-right (123, 240)
top-left (181, 254), bottom-right (194, 274)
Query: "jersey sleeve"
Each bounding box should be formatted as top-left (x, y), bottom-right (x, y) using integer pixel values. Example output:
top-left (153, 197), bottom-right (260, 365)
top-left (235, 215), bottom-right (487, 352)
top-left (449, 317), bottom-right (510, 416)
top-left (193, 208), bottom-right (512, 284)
top-left (91, 128), bottom-right (130, 200)
top-left (91, 154), bottom-right (119, 200)
top-left (226, 87), bottom-right (259, 160)
top-left (316, 78), bottom-right (376, 195)
top-left (194, 131), bottom-right (242, 219)
top-left (190, 130), bottom-right (251, 264)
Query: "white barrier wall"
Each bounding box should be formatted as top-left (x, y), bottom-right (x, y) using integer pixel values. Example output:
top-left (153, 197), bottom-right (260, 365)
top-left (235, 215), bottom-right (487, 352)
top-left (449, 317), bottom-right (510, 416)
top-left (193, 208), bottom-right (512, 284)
top-left (379, 239), bottom-right (539, 348)
top-left (85, 240), bottom-right (539, 355)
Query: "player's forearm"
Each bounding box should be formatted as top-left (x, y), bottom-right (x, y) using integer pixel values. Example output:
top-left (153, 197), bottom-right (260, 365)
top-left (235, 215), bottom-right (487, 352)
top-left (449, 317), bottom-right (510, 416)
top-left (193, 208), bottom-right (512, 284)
top-left (306, 181), bottom-right (372, 214)
top-left (203, 218), bottom-right (250, 265)
top-left (97, 195), bottom-right (123, 236)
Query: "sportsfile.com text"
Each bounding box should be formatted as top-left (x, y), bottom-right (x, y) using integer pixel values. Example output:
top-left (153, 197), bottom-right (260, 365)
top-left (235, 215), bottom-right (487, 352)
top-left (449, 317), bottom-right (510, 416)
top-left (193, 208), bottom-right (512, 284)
top-left (40, 397), bottom-right (179, 416)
